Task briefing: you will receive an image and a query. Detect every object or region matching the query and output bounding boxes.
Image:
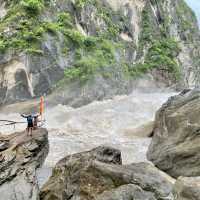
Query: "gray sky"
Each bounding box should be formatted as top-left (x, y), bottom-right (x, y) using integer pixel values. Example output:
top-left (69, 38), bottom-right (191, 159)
top-left (185, 0), bottom-right (200, 26)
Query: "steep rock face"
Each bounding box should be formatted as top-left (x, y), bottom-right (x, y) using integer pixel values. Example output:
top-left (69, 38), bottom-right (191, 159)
top-left (147, 89), bottom-right (200, 178)
top-left (0, 128), bottom-right (49, 200)
top-left (0, 0), bottom-right (199, 106)
top-left (0, 0), bottom-right (6, 19)
top-left (40, 146), bottom-right (174, 200)
top-left (173, 176), bottom-right (200, 200)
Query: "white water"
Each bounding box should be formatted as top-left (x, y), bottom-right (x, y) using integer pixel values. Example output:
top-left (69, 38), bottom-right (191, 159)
top-left (0, 90), bottom-right (176, 186)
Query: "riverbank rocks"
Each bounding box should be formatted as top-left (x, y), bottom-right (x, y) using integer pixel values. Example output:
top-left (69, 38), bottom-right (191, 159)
top-left (40, 146), bottom-right (174, 200)
top-left (147, 89), bottom-right (200, 178)
top-left (173, 176), bottom-right (200, 200)
top-left (0, 128), bottom-right (49, 200)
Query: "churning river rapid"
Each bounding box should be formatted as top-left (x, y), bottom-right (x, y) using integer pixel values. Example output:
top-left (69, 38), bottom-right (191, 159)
top-left (0, 90), bottom-right (176, 187)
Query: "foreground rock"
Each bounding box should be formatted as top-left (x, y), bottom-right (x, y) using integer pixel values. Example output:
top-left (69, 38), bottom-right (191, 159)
top-left (40, 146), bottom-right (174, 200)
top-left (0, 128), bottom-right (49, 200)
top-left (173, 176), bottom-right (200, 200)
top-left (147, 89), bottom-right (200, 178)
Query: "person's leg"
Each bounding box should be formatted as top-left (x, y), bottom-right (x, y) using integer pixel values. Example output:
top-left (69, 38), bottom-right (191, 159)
top-left (27, 127), bottom-right (29, 136)
top-left (33, 123), bottom-right (36, 130)
top-left (30, 127), bottom-right (33, 136)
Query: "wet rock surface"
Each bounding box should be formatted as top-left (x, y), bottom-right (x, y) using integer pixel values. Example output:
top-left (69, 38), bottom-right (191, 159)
top-left (0, 128), bottom-right (49, 200)
top-left (40, 146), bottom-right (174, 200)
top-left (147, 89), bottom-right (200, 178)
top-left (173, 176), bottom-right (200, 200)
top-left (96, 184), bottom-right (156, 200)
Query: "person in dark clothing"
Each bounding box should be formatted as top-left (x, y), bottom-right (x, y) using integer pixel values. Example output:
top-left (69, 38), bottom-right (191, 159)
top-left (33, 114), bottom-right (40, 130)
top-left (21, 114), bottom-right (34, 136)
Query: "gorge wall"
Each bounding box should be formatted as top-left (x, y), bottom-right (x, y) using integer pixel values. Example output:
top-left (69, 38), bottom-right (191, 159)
top-left (0, 0), bottom-right (199, 106)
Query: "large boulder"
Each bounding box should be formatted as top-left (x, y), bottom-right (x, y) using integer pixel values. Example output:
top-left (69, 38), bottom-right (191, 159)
top-left (173, 176), bottom-right (200, 200)
top-left (147, 89), bottom-right (200, 178)
top-left (40, 146), bottom-right (174, 200)
top-left (96, 184), bottom-right (156, 200)
top-left (0, 128), bottom-right (49, 200)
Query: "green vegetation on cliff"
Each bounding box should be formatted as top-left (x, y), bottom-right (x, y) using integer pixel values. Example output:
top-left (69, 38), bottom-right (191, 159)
top-left (130, 38), bottom-right (180, 80)
top-left (176, 0), bottom-right (197, 36)
top-left (0, 0), bottom-right (199, 86)
top-left (0, 0), bottom-right (118, 81)
top-left (134, 2), bottom-right (181, 81)
top-left (64, 37), bottom-right (116, 81)
top-left (21, 0), bottom-right (44, 14)
top-left (0, 0), bottom-right (45, 53)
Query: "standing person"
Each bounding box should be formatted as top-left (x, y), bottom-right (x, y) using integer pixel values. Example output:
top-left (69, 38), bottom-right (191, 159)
top-left (21, 114), bottom-right (34, 136)
top-left (33, 113), bottom-right (40, 130)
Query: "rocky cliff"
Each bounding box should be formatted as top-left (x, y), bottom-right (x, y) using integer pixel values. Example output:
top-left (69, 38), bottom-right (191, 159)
top-left (0, 128), bottom-right (49, 200)
top-left (0, 0), bottom-right (199, 106)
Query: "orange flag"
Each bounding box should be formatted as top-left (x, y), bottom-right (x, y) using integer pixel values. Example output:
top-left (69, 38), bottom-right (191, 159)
top-left (40, 96), bottom-right (44, 117)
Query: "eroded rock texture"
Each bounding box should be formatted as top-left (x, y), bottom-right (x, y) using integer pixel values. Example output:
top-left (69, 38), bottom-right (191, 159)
top-left (0, 128), bottom-right (49, 200)
top-left (40, 146), bottom-right (174, 200)
top-left (147, 89), bottom-right (200, 178)
top-left (173, 176), bottom-right (200, 200)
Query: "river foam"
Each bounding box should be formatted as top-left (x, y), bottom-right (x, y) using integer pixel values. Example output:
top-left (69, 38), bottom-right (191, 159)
top-left (0, 90), bottom-right (176, 186)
